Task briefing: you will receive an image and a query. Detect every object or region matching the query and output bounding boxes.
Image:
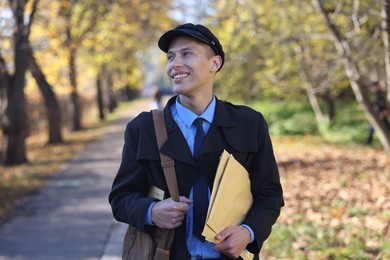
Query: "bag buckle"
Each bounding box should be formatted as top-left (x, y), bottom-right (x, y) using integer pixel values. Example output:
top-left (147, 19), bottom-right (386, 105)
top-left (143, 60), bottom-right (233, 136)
top-left (161, 159), bottom-right (174, 168)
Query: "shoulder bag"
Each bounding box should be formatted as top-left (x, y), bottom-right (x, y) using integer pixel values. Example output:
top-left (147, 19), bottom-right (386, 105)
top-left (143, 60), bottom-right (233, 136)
top-left (122, 109), bottom-right (179, 260)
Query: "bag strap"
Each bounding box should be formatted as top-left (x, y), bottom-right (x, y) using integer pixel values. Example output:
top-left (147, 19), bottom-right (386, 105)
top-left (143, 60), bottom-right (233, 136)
top-left (152, 109), bottom-right (180, 202)
top-left (151, 109), bottom-right (177, 255)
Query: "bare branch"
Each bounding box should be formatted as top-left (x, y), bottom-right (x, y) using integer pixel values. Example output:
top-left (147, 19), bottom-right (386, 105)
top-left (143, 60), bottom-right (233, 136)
top-left (25, 0), bottom-right (39, 38)
top-left (352, 0), bottom-right (362, 32)
top-left (312, 0), bottom-right (354, 69)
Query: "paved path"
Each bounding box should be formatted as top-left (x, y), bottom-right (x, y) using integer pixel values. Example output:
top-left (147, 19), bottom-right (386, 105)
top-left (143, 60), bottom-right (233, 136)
top-left (0, 99), bottom-right (152, 260)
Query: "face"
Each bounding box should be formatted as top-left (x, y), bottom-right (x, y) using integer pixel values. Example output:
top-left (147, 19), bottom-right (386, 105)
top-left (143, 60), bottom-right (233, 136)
top-left (166, 36), bottom-right (220, 97)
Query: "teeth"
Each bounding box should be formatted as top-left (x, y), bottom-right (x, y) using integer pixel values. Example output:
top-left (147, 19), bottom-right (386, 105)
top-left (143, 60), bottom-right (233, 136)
top-left (173, 74), bottom-right (188, 79)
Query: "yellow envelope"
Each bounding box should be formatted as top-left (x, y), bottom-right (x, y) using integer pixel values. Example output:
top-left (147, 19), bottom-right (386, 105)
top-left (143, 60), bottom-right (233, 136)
top-left (202, 150), bottom-right (254, 260)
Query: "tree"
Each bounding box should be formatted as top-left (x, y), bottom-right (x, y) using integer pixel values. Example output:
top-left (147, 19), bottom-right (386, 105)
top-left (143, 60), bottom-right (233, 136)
top-left (85, 0), bottom-right (175, 117)
top-left (0, 0), bottom-right (39, 165)
top-left (312, 0), bottom-right (390, 152)
top-left (292, 35), bottom-right (349, 124)
top-left (209, 0), bottom-right (324, 101)
top-left (0, 55), bottom-right (10, 162)
top-left (28, 50), bottom-right (63, 144)
top-left (207, 0), bottom-right (390, 144)
top-left (381, 0), bottom-right (390, 100)
top-left (56, 0), bottom-right (111, 131)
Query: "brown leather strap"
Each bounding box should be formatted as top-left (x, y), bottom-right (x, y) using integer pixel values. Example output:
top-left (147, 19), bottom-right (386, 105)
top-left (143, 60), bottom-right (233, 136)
top-left (152, 109), bottom-right (180, 202)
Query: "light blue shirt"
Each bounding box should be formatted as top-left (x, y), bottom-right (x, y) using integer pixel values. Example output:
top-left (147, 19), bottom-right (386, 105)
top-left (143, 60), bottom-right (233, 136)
top-left (172, 96), bottom-right (218, 259)
top-left (146, 96), bottom-right (254, 259)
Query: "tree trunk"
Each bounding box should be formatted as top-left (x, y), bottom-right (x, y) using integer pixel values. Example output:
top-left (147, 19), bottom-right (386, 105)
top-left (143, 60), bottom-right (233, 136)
top-left (2, 0), bottom-right (33, 164)
top-left (29, 52), bottom-right (63, 144)
top-left (64, 9), bottom-right (82, 132)
top-left (4, 41), bottom-right (29, 165)
top-left (106, 72), bottom-right (117, 113)
top-left (96, 73), bottom-right (105, 120)
top-left (323, 91), bottom-right (335, 120)
top-left (381, 1), bottom-right (390, 100)
top-left (306, 87), bottom-right (325, 125)
top-left (0, 54), bottom-right (9, 125)
top-left (0, 54), bottom-right (10, 163)
top-left (69, 46), bottom-right (82, 131)
top-left (108, 90), bottom-right (117, 113)
top-left (294, 43), bottom-right (327, 125)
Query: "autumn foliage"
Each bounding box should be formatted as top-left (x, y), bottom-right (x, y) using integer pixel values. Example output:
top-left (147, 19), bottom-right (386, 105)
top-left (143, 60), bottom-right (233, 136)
top-left (262, 136), bottom-right (390, 259)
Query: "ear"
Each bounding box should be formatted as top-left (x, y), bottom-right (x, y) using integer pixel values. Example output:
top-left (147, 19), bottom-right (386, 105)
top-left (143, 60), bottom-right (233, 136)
top-left (210, 56), bottom-right (222, 72)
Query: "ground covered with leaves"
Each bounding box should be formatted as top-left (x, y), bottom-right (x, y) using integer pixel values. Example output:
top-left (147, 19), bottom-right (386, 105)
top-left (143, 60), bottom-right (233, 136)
top-left (262, 136), bottom-right (390, 259)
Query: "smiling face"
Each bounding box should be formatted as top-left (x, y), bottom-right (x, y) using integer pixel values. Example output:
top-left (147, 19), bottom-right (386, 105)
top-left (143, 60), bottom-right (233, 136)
top-left (166, 36), bottom-right (221, 100)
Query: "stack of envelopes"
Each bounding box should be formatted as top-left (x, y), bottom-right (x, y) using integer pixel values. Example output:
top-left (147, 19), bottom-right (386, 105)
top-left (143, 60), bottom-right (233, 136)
top-left (202, 150), bottom-right (254, 260)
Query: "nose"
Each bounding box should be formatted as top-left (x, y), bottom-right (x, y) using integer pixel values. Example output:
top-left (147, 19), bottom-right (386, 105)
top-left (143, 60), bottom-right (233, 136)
top-left (169, 55), bottom-right (183, 69)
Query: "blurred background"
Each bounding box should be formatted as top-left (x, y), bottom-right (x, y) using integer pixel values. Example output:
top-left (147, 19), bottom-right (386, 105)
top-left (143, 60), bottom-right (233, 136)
top-left (0, 0), bottom-right (389, 259)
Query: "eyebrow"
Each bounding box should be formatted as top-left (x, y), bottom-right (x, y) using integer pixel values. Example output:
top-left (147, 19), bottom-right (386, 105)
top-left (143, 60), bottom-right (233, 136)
top-left (167, 47), bottom-right (193, 55)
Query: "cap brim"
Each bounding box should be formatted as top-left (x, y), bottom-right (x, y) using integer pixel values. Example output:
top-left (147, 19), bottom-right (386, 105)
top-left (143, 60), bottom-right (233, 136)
top-left (158, 29), bottom-right (210, 53)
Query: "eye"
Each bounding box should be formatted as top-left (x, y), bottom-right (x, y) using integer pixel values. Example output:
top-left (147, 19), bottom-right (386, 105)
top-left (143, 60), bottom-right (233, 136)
top-left (183, 51), bottom-right (191, 57)
top-left (167, 54), bottom-right (174, 61)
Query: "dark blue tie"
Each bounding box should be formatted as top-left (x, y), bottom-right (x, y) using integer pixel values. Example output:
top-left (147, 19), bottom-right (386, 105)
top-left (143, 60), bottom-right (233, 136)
top-left (193, 118), bottom-right (208, 242)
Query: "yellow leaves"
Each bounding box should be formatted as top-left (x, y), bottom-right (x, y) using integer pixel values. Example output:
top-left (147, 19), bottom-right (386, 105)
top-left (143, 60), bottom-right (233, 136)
top-left (59, 0), bottom-right (71, 9)
top-left (331, 207), bottom-right (342, 219)
top-left (0, 38), bottom-right (12, 53)
top-left (127, 67), bottom-right (144, 90)
top-left (271, 137), bottom-right (390, 258)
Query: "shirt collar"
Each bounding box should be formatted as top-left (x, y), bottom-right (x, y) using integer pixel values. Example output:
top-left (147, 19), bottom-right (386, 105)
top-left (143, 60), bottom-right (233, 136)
top-left (175, 96), bottom-right (216, 127)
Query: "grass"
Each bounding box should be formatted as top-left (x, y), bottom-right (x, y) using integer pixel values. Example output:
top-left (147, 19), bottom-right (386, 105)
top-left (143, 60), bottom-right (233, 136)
top-left (0, 100), bottom-right (141, 223)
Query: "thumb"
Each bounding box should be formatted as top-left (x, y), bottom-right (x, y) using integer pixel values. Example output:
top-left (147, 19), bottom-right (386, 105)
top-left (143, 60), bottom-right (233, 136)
top-left (215, 227), bottom-right (233, 241)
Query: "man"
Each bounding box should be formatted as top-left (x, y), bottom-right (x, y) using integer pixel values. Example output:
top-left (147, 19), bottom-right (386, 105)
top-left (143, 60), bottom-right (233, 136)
top-left (365, 81), bottom-right (390, 144)
top-left (109, 23), bottom-right (284, 260)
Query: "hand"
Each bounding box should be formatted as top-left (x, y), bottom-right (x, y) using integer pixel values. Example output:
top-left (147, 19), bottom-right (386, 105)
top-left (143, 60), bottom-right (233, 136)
top-left (151, 196), bottom-right (192, 229)
top-left (214, 226), bottom-right (251, 259)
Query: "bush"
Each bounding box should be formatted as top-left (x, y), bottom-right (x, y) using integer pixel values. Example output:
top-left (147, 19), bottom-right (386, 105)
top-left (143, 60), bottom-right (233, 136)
top-left (250, 100), bottom-right (318, 135)
top-left (249, 99), bottom-right (369, 144)
top-left (269, 112), bottom-right (318, 135)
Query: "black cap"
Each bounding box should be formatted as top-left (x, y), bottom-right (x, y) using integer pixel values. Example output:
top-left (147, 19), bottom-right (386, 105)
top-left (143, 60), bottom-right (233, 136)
top-left (158, 23), bottom-right (225, 71)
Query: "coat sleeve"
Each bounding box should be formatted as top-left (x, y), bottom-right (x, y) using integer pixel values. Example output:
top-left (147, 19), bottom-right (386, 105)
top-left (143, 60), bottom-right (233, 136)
top-left (108, 117), bottom-right (156, 232)
top-left (242, 113), bottom-right (284, 254)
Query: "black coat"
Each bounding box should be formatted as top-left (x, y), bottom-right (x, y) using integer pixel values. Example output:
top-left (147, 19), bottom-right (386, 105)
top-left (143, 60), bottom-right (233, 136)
top-left (109, 96), bottom-right (284, 260)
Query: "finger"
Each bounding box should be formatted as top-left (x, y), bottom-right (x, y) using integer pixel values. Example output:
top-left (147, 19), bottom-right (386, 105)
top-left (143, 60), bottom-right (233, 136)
top-left (214, 237), bottom-right (234, 254)
top-left (165, 220), bottom-right (183, 229)
top-left (172, 202), bottom-right (191, 213)
top-left (179, 196), bottom-right (193, 204)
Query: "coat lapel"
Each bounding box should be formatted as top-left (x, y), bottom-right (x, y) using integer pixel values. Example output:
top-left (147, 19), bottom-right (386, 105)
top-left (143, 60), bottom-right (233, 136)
top-left (159, 100), bottom-right (194, 166)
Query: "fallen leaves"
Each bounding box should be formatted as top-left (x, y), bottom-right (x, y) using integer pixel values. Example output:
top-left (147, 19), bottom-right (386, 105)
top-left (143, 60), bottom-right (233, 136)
top-left (262, 136), bottom-right (390, 259)
top-left (0, 123), bottom-right (107, 223)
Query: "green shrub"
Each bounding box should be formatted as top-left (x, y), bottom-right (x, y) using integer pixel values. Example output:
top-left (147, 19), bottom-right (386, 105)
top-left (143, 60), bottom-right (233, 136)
top-left (250, 100), bottom-right (318, 135)
top-left (269, 112), bottom-right (318, 135)
top-left (249, 99), bottom-right (369, 144)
